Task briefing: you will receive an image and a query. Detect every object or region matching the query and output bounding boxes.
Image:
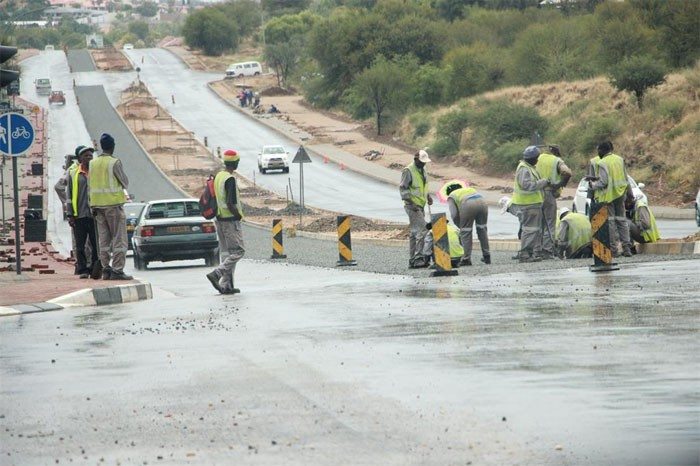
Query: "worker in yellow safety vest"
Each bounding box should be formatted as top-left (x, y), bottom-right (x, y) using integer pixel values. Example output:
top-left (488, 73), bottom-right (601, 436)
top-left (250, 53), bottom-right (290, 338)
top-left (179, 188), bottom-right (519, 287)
top-left (206, 149), bottom-right (245, 295)
top-left (89, 133), bottom-right (131, 280)
top-left (422, 221), bottom-right (464, 268)
top-left (66, 146), bottom-right (100, 278)
top-left (535, 145), bottom-right (572, 259)
top-left (588, 141), bottom-right (633, 257)
top-left (400, 149), bottom-right (434, 268)
top-left (627, 195), bottom-right (660, 250)
top-left (556, 208), bottom-right (592, 259)
top-left (445, 183), bottom-right (490, 266)
top-left (512, 146), bottom-right (550, 263)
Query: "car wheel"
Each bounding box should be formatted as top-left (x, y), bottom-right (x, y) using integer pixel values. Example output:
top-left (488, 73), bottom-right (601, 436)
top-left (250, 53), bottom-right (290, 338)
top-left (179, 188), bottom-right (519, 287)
top-left (205, 250), bottom-right (220, 266)
top-left (133, 251), bottom-right (146, 270)
top-left (283, 167), bottom-right (289, 174)
top-left (261, 167), bottom-right (266, 174)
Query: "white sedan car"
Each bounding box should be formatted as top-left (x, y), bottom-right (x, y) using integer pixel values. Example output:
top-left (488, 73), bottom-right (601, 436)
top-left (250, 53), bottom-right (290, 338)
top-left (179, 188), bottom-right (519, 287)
top-left (257, 145), bottom-right (290, 174)
top-left (572, 175), bottom-right (647, 215)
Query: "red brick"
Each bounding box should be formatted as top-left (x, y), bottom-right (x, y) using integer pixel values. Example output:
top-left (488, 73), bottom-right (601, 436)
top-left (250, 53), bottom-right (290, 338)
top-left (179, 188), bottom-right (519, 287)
top-left (38, 269), bottom-right (55, 274)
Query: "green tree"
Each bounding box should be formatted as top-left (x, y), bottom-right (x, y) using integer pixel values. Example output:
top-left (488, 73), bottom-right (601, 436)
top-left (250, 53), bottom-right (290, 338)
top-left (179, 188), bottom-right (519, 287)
top-left (350, 56), bottom-right (410, 135)
top-left (128, 20), bottom-right (149, 41)
top-left (264, 11), bottom-right (318, 44)
top-left (609, 55), bottom-right (666, 109)
top-left (265, 37), bottom-right (303, 87)
top-left (135, 1), bottom-right (158, 17)
top-left (182, 8), bottom-right (239, 56)
top-left (444, 42), bottom-right (505, 99)
top-left (217, 0), bottom-right (261, 38)
top-left (262, 0), bottom-right (310, 16)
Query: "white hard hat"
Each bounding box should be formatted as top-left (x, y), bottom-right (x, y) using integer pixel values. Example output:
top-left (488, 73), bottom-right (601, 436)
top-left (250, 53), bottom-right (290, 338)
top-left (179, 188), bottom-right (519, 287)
top-left (559, 207), bottom-right (570, 219)
top-left (417, 149), bottom-right (431, 163)
top-left (498, 196), bottom-right (511, 214)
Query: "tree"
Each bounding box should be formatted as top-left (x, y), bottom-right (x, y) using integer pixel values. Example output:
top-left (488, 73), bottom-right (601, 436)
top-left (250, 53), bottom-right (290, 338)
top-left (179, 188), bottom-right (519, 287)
top-left (350, 56), bottom-right (410, 135)
top-left (128, 20), bottom-right (149, 41)
top-left (265, 37), bottom-right (303, 87)
top-left (217, 0), bottom-right (261, 38)
top-left (182, 8), bottom-right (238, 56)
top-left (135, 1), bottom-right (158, 17)
top-left (609, 55), bottom-right (666, 109)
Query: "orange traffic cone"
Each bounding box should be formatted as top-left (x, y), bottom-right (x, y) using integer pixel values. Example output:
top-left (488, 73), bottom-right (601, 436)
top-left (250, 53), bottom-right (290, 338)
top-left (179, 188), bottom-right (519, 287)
top-left (339, 162), bottom-right (346, 171)
top-left (323, 155), bottom-right (329, 164)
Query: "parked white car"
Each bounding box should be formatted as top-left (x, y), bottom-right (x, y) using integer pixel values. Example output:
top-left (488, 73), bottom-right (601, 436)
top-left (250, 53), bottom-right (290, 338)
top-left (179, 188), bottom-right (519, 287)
top-left (225, 61), bottom-right (262, 78)
top-left (123, 43), bottom-right (134, 50)
top-left (572, 175), bottom-right (647, 215)
top-left (257, 145), bottom-right (290, 174)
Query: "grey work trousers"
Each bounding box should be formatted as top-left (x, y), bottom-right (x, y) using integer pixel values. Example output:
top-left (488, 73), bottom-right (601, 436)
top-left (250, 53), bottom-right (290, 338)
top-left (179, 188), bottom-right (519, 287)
top-left (541, 190), bottom-right (557, 255)
top-left (215, 220), bottom-right (245, 290)
top-left (404, 204), bottom-right (427, 263)
top-left (607, 195), bottom-right (632, 253)
top-left (456, 198), bottom-right (490, 260)
top-left (627, 219), bottom-right (648, 244)
top-left (94, 206), bottom-right (127, 272)
top-left (514, 203), bottom-right (543, 258)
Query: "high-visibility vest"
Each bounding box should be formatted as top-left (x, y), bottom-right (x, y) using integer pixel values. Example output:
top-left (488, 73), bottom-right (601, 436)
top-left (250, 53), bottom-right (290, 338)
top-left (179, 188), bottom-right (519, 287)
top-left (69, 166), bottom-right (88, 217)
top-left (536, 152), bottom-right (562, 185)
top-left (448, 187), bottom-right (479, 204)
top-left (634, 201), bottom-right (660, 243)
top-left (589, 156), bottom-right (601, 177)
top-left (447, 223), bottom-right (464, 259)
top-left (595, 154), bottom-right (627, 203)
top-left (89, 155), bottom-right (126, 207)
top-left (512, 161), bottom-right (544, 205)
top-left (404, 162), bottom-right (428, 208)
top-left (214, 170), bottom-right (244, 219)
top-left (562, 212), bottom-right (592, 253)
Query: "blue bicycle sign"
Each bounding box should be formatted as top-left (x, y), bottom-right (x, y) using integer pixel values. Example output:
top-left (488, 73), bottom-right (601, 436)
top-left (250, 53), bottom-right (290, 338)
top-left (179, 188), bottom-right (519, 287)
top-left (0, 112), bottom-right (35, 157)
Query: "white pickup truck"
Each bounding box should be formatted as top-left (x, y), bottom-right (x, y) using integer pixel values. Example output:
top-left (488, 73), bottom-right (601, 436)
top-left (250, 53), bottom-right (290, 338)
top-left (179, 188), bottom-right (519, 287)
top-left (35, 78), bottom-right (52, 95)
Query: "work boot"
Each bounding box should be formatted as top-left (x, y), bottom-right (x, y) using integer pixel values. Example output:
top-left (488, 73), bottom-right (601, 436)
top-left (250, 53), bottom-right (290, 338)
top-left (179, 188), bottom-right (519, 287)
top-left (101, 266), bottom-right (112, 280)
top-left (91, 261), bottom-right (103, 280)
top-left (519, 256), bottom-right (542, 263)
top-left (631, 245), bottom-right (638, 255)
top-left (221, 287), bottom-right (241, 295)
top-left (459, 258), bottom-right (472, 267)
top-left (622, 246), bottom-right (633, 257)
top-left (481, 254), bottom-right (491, 265)
top-left (79, 273), bottom-right (89, 279)
top-left (206, 270), bottom-right (223, 293)
top-left (110, 270), bottom-right (133, 280)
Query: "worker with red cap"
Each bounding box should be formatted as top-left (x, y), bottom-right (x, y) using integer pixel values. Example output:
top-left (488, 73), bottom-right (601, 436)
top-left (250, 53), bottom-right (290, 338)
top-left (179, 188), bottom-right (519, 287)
top-left (206, 150), bottom-right (245, 294)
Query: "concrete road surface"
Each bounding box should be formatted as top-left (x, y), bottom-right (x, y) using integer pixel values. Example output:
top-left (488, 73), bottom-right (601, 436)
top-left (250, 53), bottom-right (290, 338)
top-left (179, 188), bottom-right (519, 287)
top-left (1, 259), bottom-right (698, 465)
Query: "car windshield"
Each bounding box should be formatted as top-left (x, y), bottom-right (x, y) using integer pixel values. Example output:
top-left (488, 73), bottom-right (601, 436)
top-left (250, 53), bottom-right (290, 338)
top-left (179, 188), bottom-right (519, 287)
top-left (146, 201), bottom-right (201, 219)
top-left (263, 146), bottom-right (285, 154)
top-left (125, 203), bottom-right (145, 218)
top-left (37, 79), bottom-right (50, 85)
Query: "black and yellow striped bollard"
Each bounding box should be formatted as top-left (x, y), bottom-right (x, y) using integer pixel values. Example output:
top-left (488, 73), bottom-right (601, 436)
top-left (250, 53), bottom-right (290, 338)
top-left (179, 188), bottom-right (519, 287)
top-left (270, 219), bottom-right (287, 259)
top-left (336, 215), bottom-right (357, 266)
top-left (589, 201), bottom-right (619, 272)
top-left (430, 213), bottom-right (458, 277)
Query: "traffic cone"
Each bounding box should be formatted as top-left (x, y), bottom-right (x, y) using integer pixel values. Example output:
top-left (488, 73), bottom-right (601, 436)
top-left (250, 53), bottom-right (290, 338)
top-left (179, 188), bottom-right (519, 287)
top-left (323, 155), bottom-right (329, 164)
top-left (339, 162), bottom-right (345, 171)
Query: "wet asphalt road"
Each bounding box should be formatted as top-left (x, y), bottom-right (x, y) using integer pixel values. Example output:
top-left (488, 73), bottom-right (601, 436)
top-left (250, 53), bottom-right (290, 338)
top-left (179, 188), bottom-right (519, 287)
top-left (1, 259), bottom-right (698, 465)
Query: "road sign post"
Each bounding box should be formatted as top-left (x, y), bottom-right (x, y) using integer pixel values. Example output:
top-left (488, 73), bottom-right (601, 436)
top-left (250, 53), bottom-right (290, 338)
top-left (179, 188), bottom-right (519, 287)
top-left (0, 112), bottom-right (36, 275)
top-left (292, 146), bottom-right (312, 226)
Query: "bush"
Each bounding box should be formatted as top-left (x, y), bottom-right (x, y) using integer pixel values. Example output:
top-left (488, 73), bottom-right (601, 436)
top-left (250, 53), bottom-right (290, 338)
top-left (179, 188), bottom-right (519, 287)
top-left (488, 139), bottom-right (529, 173)
top-left (182, 8), bottom-right (239, 56)
top-left (655, 98), bottom-right (686, 122)
top-left (409, 112), bottom-right (431, 139)
top-left (431, 136), bottom-right (459, 158)
top-left (609, 55), bottom-right (667, 109)
top-left (472, 100), bottom-right (547, 146)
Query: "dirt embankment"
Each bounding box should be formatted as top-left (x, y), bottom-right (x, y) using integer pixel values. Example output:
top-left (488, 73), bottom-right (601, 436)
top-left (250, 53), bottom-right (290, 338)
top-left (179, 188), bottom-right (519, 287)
top-left (90, 48), bottom-right (132, 71)
top-left (116, 81), bottom-right (408, 241)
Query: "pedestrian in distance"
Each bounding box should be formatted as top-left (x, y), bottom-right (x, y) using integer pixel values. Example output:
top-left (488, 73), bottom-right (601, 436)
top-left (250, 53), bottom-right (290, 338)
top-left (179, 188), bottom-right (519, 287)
top-left (444, 182), bottom-right (490, 266)
top-left (206, 149), bottom-right (245, 295)
top-left (535, 144), bottom-right (572, 259)
top-left (588, 141), bottom-right (633, 257)
top-left (400, 149), bottom-right (433, 268)
top-left (512, 145), bottom-right (550, 263)
top-left (89, 133), bottom-right (132, 280)
top-left (66, 146), bottom-right (101, 279)
top-left (626, 195), bottom-right (660, 250)
top-left (556, 207), bottom-right (592, 259)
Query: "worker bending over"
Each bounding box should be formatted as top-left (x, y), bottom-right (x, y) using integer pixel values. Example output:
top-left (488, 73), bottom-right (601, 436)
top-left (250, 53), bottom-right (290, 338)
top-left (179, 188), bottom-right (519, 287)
top-left (556, 208), bottom-right (592, 259)
top-left (445, 183), bottom-right (490, 266)
top-left (627, 195), bottom-right (660, 250)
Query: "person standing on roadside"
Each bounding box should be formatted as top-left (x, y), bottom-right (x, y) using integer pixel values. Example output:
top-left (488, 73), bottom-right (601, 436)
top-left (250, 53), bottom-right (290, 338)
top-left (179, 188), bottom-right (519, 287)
top-left (535, 145), bottom-right (572, 259)
top-left (400, 150), bottom-right (433, 268)
top-left (445, 182), bottom-right (490, 266)
top-left (206, 150), bottom-right (245, 295)
top-left (55, 147), bottom-right (81, 274)
top-left (512, 146), bottom-right (550, 263)
top-left (589, 141), bottom-right (633, 257)
top-left (89, 133), bottom-right (132, 280)
top-left (65, 146), bottom-right (101, 279)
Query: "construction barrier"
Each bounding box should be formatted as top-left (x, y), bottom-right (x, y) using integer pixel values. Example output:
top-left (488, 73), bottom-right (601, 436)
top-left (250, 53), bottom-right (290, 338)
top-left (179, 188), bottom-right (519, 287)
top-left (270, 219), bottom-right (287, 259)
top-left (336, 215), bottom-right (357, 266)
top-left (430, 213), bottom-right (458, 277)
top-left (589, 201), bottom-right (619, 272)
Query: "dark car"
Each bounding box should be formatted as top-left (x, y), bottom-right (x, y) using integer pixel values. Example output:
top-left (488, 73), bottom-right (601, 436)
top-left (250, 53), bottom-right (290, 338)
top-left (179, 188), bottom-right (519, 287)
top-left (125, 202), bottom-right (146, 251)
top-left (131, 199), bottom-right (219, 270)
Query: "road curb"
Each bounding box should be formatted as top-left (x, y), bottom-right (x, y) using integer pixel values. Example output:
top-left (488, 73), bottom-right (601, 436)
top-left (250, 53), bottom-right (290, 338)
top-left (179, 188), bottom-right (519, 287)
top-left (638, 240), bottom-right (700, 255)
top-left (0, 282), bottom-right (153, 317)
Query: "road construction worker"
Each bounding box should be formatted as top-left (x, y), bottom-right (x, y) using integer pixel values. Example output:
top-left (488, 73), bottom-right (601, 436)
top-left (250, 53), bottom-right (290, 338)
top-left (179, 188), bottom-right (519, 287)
top-left (512, 146), bottom-right (550, 262)
top-left (627, 195), bottom-right (660, 247)
top-left (445, 183), bottom-right (490, 265)
top-left (400, 149), bottom-right (433, 268)
top-left (65, 146), bottom-right (100, 279)
top-left (89, 133), bottom-right (132, 280)
top-left (556, 207), bottom-right (592, 259)
top-left (422, 221), bottom-right (464, 268)
top-left (535, 145), bottom-right (572, 259)
top-left (54, 148), bottom-right (82, 273)
top-left (206, 150), bottom-right (245, 294)
top-left (589, 141), bottom-right (633, 257)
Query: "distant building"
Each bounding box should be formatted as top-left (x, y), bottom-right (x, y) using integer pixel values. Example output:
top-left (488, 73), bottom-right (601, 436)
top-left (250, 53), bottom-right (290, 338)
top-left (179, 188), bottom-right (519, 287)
top-left (86, 33), bottom-right (104, 48)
